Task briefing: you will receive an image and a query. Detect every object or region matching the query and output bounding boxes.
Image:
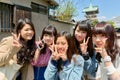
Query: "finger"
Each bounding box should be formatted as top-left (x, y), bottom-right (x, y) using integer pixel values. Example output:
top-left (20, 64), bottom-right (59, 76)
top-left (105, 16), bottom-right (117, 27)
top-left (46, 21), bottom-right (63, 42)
top-left (83, 38), bottom-right (85, 43)
top-left (86, 37), bottom-right (90, 44)
top-left (103, 38), bottom-right (108, 43)
top-left (54, 45), bottom-right (58, 54)
top-left (11, 32), bottom-right (16, 39)
top-left (95, 47), bottom-right (102, 52)
top-left (38, 36), bottom-right (41, 41)
top-left (17, 33), bottom-right (20, 41)
top-left (49, 46), bottom-right (54, 52)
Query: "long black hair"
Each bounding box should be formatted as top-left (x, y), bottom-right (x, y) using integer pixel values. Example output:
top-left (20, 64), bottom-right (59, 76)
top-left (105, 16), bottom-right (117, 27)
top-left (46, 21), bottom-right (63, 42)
top-left (40, 25), bottom-right (57, 54)
top-left (16, 18), bottom-right (36, 64)
top-left (73, 21), bottom-right (94, 58)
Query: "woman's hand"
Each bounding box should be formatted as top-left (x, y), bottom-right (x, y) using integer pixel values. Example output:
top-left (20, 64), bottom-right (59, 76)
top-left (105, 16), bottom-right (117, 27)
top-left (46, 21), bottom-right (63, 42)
top-left (12, 33), bottom-right (22, 48)
top-left (59, 52), bottom-right (67, 61)
top-left (37, 37), bottom-right (45, 50)
top-left (95, 38), bottom-right (108, 58)
top-left (80, 37), bottom-right (90, 54)
top-left (49, 41), bottom-right (60, 61)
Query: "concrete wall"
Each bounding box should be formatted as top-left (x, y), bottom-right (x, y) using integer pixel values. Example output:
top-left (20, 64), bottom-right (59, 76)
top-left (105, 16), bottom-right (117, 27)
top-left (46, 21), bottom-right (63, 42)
top-left (0, 0), bottom-right (74, 40)
top-left (49, 19), bottom-right (75, 34)
top-left (0, 0), bottom-right (49, 40)
top-left (32, 12), bottom-right (49, 39)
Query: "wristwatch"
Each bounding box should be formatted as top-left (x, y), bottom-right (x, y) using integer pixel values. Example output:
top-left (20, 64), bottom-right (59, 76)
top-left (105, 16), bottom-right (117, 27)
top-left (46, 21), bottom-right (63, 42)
top-left (82, 52), bottom-right (89, 60)
top-left (103, 56), bottom-right (111, 62)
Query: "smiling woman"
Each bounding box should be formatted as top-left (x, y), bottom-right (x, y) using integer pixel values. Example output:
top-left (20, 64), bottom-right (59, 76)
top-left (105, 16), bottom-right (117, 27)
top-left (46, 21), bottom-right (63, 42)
top-left (0, 18), bottom-right (36, 80)
top-left (85, 21), bottom-right (120, 80)
top-left (44, 31), bottom-right (84, 80)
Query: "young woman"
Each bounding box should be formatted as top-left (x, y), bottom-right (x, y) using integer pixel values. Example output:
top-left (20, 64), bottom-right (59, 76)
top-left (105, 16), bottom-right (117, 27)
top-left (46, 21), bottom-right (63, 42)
top-left (44, 31), bottom-right (84, 80)
top-left (31, 25), bottom-right (57, 80)
top-left (73, 21), bottom-right (98, 79)
top-left (0, 18), bottom-right (36, 80)
top-left (88, 21), bottom-right (120, 80)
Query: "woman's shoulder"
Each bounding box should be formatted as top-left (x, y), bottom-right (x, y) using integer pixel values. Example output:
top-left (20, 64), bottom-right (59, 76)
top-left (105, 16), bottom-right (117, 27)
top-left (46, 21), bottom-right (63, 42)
top-left (0, 36), bottom-right (13, 47)
top-left (1, 36), bottom-right (13, 42)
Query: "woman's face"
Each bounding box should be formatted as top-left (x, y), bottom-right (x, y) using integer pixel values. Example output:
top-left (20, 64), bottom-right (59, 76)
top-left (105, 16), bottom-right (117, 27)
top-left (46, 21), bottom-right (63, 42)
top-left (20, 24), bottom-right (34, 41)
top-left (43, 34), bottom-right (54, 46)
top-left (75, 26), bottom-right (87, 43)
top-left (55, 36), bottom-right (68, 54)
top-left (92, 34), bottom-right (107, 48)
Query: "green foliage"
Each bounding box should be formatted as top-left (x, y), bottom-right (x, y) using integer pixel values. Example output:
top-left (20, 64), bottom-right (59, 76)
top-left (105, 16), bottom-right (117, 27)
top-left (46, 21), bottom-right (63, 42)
top-left (90, 20), bottom-right (99, 27)
top-left (107, 21), bottom-right (116, 28)
top-left (90, 20), bottom-right (116, 28)
top-left (55, 0), bottom-right (77, 21)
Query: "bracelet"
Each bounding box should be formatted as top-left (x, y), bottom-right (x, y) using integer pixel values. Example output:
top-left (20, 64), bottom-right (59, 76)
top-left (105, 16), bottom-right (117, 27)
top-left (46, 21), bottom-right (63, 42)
top-left (105, 64), bottom-right (116, 75)
top-left (103, 56), bottom-right (111, 62)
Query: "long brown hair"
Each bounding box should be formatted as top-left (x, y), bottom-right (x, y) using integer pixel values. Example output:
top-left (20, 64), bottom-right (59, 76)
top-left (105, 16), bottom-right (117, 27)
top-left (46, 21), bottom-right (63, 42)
top-left (57, 31), bottom-right (79, 71)
top-left (92, 21), bottom-right (120, 62)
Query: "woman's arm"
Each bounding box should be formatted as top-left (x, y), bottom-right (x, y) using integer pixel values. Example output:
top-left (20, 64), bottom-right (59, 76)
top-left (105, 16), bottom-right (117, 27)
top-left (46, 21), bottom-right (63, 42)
top-left (0, 36), bottom-right (21, 66)
top-left (62, 54), bottom-right (84, 80)
top-left (103, 56), bottom-right (120, 80)
top-left (84, 56), bottom-right (99, 77)
top-left (44, 58), bottom-right (58, 80)
top-left (32, 48), bottom-right (41, 63)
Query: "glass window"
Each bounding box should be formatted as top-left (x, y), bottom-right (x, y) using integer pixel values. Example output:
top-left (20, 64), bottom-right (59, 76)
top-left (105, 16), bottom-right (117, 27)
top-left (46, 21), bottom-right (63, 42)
top-left (31, 2), bottom-right (48, 15)
top-left (0, 3), bottom-right (13, 32)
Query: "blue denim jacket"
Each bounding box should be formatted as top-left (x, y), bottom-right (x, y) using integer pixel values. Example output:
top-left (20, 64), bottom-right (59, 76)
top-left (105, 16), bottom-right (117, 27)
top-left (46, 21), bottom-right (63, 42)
top-left (44, 54), bottom-right (84, 80)
top-left (83, 52), bottom-right (98, 77)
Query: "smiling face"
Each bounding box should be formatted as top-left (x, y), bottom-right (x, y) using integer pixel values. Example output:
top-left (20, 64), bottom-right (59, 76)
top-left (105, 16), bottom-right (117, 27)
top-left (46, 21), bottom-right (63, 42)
top-left (20, 24), bottom-right (34, 41)
top-left (55, 36), bottom-right (68, 54)
top-left (92, 34), bottom-right (107, 48)
top-left (74, 26), bottom-right (87, 43)
top-left (43, 34), bottom-right (54, 46)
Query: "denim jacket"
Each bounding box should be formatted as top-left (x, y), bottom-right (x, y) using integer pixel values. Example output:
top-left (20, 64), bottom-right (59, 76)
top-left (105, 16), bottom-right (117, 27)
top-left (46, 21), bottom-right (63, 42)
top-left (83, 52), bottom-right (99, 78)
top-left (44, 54), bottom-right (84, 80)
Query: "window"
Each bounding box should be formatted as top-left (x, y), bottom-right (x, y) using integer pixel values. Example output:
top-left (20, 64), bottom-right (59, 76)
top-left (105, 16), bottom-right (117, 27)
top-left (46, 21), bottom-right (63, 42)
top-left (14, 5), bottom-right (31, 25)
top-left (0, 3), bottom-right (13, 32)
top-left (31, 2), bottom-right (48, 15)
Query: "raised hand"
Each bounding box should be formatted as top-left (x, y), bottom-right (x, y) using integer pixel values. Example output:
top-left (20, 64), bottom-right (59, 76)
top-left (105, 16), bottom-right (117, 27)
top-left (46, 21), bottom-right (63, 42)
top-left (95, 38), bottom-right (108, 58)
top-left (49, 41), bottom-right (60, 61)
top-left (80, 37), bottom-right (90, 54)
top-left (59, 53), bottom-right (67, 61)
top-left (58, 46), bottom-right (68, 61)
top-left (11, 33), bottom-right (22, 48)
top-left (36, 37), bottom-right (45, 50)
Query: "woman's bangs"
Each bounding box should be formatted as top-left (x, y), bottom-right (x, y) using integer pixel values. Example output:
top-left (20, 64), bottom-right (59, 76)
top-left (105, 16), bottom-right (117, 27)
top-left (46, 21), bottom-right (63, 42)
top-left (92, 27), bottom-right (106, 35)
top-left (44, 28), bottom-right (53, 35)
top-left (79, 24), bottom-right (89, 31)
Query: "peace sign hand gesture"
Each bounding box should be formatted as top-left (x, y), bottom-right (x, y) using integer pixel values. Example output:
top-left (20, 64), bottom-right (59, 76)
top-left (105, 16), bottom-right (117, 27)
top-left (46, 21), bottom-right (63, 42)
top-left (95, 38), bottom-right (108, 58)
top-left (80, 37), bottom-right (90, 55)
top-left (11, 33), bottom-right (22, 48)
top-left (37, 37), bottom-right (45, 50)
top-left (49, 41), bottom-right (60, 61)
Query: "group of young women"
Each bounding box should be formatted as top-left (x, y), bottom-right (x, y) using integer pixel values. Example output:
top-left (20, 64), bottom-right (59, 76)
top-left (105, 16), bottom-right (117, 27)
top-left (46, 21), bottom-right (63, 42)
top-left (0, 18), bottom-right (120, 80)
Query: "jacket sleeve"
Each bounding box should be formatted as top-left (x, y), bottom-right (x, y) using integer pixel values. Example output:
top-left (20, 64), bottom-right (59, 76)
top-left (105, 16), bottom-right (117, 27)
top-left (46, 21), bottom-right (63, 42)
top-left (105, 54), bottom-right (120, 80)
top-left (44, 58), bottom-right (58, 80)
top-left (62, 54), bottom-right (84, 80)
top-left (0, 36), bottom-right (21, 66)
top-left (83, 53), bottom-right (98, 77)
